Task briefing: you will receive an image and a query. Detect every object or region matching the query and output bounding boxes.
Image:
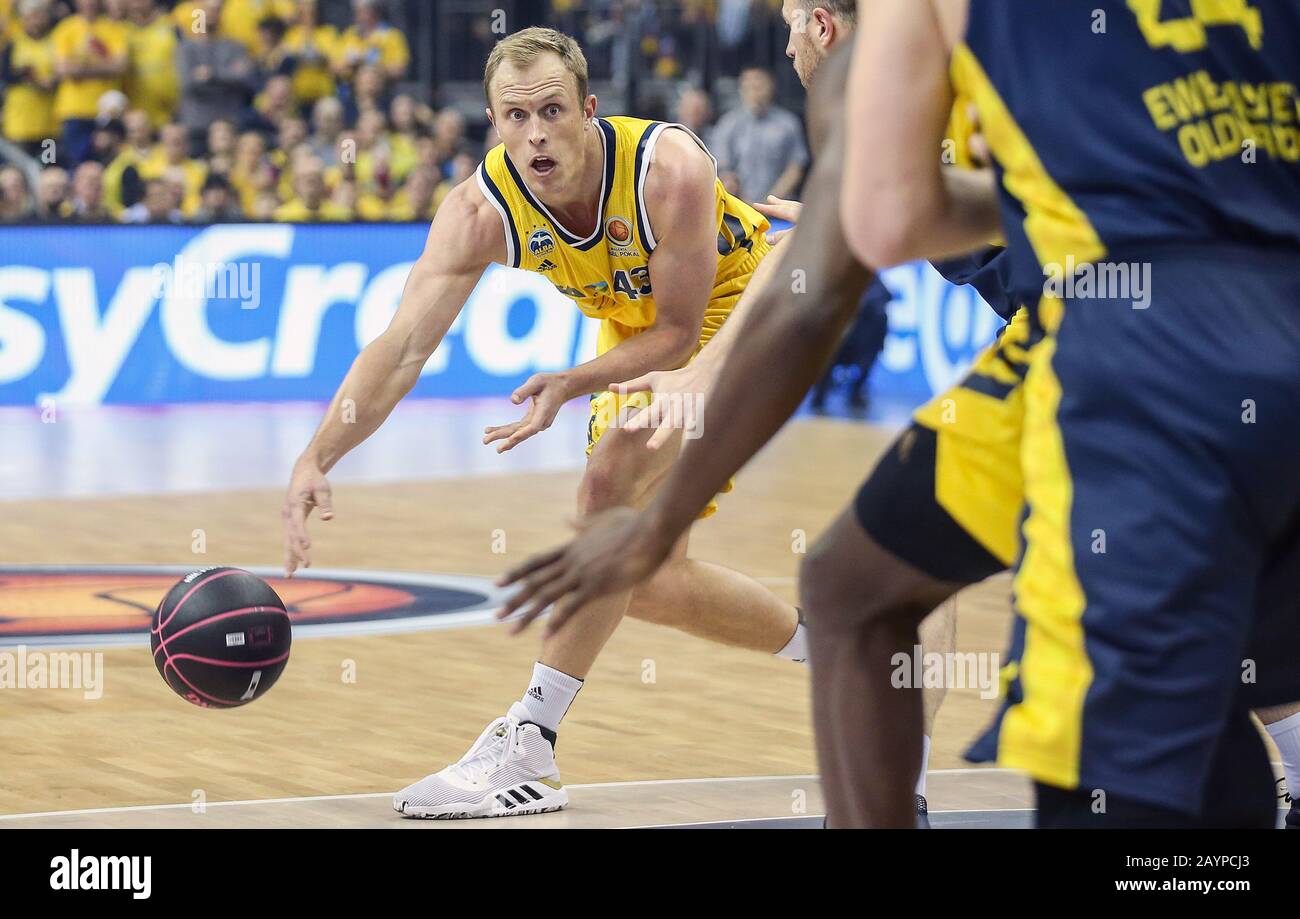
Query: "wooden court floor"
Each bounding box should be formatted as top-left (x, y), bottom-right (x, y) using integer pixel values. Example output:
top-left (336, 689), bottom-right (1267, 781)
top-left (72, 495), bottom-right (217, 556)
top-left (1, 416), bottom-right (1026, 825)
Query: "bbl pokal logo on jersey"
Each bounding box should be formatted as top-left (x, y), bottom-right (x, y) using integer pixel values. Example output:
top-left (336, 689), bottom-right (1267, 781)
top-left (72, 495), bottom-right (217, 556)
top-left (528, 228), bottom-right (556, 259)
top-left (605, 216), bottom-right (633, 246)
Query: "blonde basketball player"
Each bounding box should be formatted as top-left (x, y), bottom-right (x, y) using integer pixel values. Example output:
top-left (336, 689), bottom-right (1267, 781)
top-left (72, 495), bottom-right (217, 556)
top-left (280, 28), bottom-right (806, 819)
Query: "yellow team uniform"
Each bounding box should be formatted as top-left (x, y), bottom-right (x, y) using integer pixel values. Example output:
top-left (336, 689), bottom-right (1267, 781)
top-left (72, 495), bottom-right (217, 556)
top-left (125, 14), bottom-right (180, 128)
top-left (3, 27), bottom-right (57, 143)
top-left (478, 115), bottom-right (771, 517)
top-left (50, 14), bottom-right (128, 122)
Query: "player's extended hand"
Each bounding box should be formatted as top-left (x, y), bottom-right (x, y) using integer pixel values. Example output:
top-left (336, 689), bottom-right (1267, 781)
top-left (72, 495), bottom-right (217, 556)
top-left (496, 507), bottom-right (675, 637)
top-left (282, 459), bottom-right (334, 577)
top-left (614, 360), bottom-right (712, 451)
top-left (752, 195), bottom-right (803, 244)
top-left (483, 372), bottom-right (570, 454)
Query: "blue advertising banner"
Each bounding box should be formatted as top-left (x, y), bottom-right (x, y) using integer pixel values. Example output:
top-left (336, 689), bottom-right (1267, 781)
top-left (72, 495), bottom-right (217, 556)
top-left (0, 224), bottom-right (1001, 407)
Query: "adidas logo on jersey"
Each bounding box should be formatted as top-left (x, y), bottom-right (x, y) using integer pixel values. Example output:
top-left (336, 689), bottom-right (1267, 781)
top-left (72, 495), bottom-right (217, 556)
top-left (526, 685), bottom-right (544, 702)
top-left (537, 259), bottom-right (558, 272)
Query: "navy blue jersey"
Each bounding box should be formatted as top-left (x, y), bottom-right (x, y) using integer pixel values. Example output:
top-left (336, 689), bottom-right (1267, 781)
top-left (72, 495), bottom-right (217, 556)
top-left (932, 247), bottom-right (1018, 320)
top-left (957, 0), bottom-right (1300, 289)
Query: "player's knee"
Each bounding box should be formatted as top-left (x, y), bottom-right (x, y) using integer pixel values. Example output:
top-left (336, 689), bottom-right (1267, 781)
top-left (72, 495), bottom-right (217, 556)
top-left (576, 468), bottom-right (615, 515)
top-left (576, 453), bottom-right (636, 515)
top-left (579, 430), bottom-right (651, 514)
top-left (798, 533), bottom-right (870, 629)
top-left (798, 517), bottom-right (932, 633)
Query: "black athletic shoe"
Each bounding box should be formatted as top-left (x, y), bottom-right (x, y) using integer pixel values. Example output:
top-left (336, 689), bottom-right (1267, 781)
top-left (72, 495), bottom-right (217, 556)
top-left (916, 794), bottom-right (931, 829)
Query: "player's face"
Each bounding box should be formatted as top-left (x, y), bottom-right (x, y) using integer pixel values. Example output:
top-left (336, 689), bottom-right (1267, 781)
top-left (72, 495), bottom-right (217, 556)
top-left (489, 55), bottom-right (596, 196)
top-left (782, 0), bottom-right (821, 88)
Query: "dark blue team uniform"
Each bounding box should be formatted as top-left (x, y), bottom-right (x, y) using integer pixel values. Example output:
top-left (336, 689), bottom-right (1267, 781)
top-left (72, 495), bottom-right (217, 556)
top-left (956, 0), bottom-right (1300, 826)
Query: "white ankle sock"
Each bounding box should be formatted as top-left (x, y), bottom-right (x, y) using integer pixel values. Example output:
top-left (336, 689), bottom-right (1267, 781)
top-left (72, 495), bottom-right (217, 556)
top-left (915, 734), bottom-right (931, 797)
top-left (519, 662), bottom-right (583, 732)
top-left (1264, 710), bottom-right (1300, 804)
top-left (775, 609), bottom-right (808, 664)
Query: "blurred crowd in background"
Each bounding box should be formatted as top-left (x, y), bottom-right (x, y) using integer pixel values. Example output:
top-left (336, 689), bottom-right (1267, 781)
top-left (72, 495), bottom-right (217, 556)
top-left (0, 0), bottom-right (810, 225)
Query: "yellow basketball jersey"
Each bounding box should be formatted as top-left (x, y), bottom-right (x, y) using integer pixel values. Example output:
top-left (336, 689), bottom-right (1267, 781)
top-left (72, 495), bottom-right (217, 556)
top-left (476, 115), bottom-right (769, 347)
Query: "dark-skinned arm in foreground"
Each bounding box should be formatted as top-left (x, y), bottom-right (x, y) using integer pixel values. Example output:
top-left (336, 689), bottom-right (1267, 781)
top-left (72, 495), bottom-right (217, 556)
top-left (497, 43), bottom-right (874, 633)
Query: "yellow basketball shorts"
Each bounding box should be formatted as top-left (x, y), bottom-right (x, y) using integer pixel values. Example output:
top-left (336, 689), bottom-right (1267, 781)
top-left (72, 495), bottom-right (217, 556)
top-left (585, 239), bottom-right (770, 519)
top-left (854, 305), bottom-right (1035, 582)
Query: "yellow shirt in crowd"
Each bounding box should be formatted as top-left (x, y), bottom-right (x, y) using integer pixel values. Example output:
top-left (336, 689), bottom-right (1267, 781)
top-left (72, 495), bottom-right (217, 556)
top-left (125, 13), bottom-right (179, 128)
top-left (4, 27), bottom-right (57, 142)
top-left (138, 148), bottom-right (208, 217)
top-left (0, 0), bottom-right (20, 44)
top-left (102, 147), bottom-right (141, 217)
top-left (331, 23), bottom-right (408, 75)
top-left (172, 0), bottom-right (293, 54)
top-left (230, 166), bottom-right (261, 215)
top-left (51, 14), bottom-right (129, 121)
top-left (281, 23), bottom-right (337, 104)
top-left (355, 190), bottom-right (434, 223)
top-left (274, 197), bottom-right (350, 222)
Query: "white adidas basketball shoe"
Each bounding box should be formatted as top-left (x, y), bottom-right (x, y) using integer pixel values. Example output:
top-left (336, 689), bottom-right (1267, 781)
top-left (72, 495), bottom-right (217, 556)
top-left (393, 703), bottom-right (568, 819)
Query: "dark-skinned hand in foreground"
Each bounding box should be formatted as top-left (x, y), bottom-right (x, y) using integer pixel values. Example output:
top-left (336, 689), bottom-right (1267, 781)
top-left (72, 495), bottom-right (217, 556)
top-left (497, 43), bottom-right (875, 637)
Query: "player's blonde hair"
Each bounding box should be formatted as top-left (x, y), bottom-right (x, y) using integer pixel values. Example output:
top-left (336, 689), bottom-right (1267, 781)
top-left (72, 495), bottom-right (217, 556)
top-left (483, 28), bottom-right (590, 110)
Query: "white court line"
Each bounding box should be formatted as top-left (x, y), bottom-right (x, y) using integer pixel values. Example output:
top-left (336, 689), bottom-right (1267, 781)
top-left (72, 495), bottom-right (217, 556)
top-left (0, 769), bottom-right (1020, 821)
top-left (625, 814), bottom-right (817, 829)
top-left (0, 774), bottom-right (815, 821)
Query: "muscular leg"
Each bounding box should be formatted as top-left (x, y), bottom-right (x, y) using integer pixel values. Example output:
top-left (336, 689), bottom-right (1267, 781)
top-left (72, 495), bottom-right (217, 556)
top-left (627, 555), bottom-right (799, 653)
top-left (801, 507), bottom-right (964, 828)
top-left (539, 424), bottom-right (800, 677)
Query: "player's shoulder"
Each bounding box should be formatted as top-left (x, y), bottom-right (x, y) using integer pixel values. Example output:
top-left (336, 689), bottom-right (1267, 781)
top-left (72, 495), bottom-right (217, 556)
top-left (641, 127), bottom-right (717, 244)
top-left (439, 171), bottom-right (497, 229)
top-left (432, 171), bottom-right (509, 264)
top-left (644, 127), bottom-right (715, 199)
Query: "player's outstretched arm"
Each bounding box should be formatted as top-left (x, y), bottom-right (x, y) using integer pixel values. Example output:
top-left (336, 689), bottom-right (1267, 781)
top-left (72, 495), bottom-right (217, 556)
top-left (282, 178), bottom-right (504, 575)
top-left (484, 129), bottom-right (720, 455)
top-left (616, 228), bottom-right (791, 450)
top-left (499, 44), bottom-right (875, 631)
top-left (840, 0), bottom-right (997, 267)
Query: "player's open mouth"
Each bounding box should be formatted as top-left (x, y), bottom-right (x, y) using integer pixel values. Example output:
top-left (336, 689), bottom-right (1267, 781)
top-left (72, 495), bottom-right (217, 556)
top-left (530, 156), bottom-right (556, 177)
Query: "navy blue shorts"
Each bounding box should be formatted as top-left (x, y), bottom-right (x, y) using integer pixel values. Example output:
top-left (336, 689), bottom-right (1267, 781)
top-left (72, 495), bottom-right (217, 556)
top-left (968, 243), bottom-right (1300, 817)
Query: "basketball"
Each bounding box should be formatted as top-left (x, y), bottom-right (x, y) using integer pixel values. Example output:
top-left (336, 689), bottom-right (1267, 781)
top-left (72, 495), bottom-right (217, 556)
top-left (150, 567), bottom-right (292, 709)
top-left (7, 0), bottom-right (1298, 853)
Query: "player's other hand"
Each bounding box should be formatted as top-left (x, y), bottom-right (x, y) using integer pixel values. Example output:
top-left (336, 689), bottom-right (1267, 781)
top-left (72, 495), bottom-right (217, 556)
top-left (282, 459), bottom-right (334, 577)
top-left (484, 371), bottom-right (570, 454)
top-left (496, 507), bottom-right (674, 637)
top-left (614, 361), bottom-right (711, 451)
top-left (752, 195), bottom-right (802, 244)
